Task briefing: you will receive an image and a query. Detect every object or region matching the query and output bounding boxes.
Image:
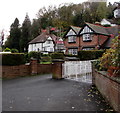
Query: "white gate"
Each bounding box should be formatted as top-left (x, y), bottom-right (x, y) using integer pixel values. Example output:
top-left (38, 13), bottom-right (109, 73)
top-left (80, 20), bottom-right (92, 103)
top-left (62, 60), bottom-right (92, 83)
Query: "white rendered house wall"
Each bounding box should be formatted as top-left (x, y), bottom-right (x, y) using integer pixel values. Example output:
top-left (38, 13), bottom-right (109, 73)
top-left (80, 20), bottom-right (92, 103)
top-left (28, 37), bottom-right (55, 52)
top-left (28, 43), bottom-right (42, 52)
top-left (114, 9), bottom-right (120, 18)
top-left (43, 37), bottom-right (54, 52)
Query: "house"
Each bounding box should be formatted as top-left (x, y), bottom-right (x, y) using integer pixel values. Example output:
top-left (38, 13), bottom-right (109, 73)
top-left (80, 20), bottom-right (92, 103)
top-left (28, 32), bottom-right (55, 54)
top-left (64, 23), bottom-right (119, 55)
top-left (55, 37), bottom-right (65, 52)
top-left (100, 18), bottom-right (117, 26)
top-left (28, 31), bottom-right (65, 54)
top-left (78, 23), bottom-right (119, 50)
top-left (113, 2), bottom-right (120, 18)
top-left (63, 26), bottom-right (81, 55)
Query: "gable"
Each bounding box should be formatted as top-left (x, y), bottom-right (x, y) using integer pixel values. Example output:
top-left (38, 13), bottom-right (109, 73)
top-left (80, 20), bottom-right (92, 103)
top-left (47, 36), bottom-right (53, 40)
top-left (66, 29), bottom-right (76, 36)
top-left (80, 26), bottom-right (94, 35)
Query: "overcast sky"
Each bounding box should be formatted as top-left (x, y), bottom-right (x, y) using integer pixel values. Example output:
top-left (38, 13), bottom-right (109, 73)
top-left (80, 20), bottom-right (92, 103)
top-left (0, 0), bottom-right (119, 34)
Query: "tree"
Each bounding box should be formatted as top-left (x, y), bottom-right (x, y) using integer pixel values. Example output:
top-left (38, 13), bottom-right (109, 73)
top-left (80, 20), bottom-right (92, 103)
top-left (31, 19), bottom-right (41, 40)
top-left (96, 2), bottom-right (107, 21)
top-left (20, 13), bottom-right (31, 52)
top-left (8, 18), bottom-right (21, 51)
top-left (106, 2), bottom-right (114, 19)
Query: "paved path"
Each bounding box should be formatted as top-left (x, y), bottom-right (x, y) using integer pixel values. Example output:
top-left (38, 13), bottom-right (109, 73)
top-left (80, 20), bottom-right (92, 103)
top-left (2, 74), bottom-right (114, 112)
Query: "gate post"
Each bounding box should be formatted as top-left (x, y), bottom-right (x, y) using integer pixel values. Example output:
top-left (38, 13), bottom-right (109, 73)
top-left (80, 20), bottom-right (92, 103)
top-left (30, 58), bottom-right (38, 75)
top-left (91, 61), bottom-right (95, 85)
top-left (52, 59), bottom-right (64, 79)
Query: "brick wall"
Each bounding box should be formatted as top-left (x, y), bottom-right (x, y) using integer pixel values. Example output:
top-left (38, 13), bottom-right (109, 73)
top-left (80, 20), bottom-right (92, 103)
top-left (1, 59), bottom-right (53, 79)
top-left (52, 62), bottom-right (63, 79)
top-left (1, 59), bottom-right (63, 79)
top-left (80, 35), bottom-right (98, 49)
top-left (64, 37), bottom-right (80, 54)
top-left (37, 64), bottom-right (53, 74)
top-left (92, 69), bottom-right (120, 112)
top-left (1, 65), bottom-right (30, 79)
top-left (80, 34), bottom-right (108, 49)
top-left (64, 34), bottom-right (109, 53)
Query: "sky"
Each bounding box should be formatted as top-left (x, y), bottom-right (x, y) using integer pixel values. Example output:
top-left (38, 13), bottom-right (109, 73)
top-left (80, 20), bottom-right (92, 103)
top-left (0, 0), bottom-right (119, 35)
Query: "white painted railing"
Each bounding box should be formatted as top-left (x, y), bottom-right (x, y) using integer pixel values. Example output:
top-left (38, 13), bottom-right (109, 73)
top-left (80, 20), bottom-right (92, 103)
top-left (62, 60), bottom-right (92, 83)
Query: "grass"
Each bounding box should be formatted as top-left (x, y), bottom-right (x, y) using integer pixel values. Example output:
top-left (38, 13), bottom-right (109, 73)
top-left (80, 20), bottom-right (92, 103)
top-left (40, 61), bottom-right (52, 64)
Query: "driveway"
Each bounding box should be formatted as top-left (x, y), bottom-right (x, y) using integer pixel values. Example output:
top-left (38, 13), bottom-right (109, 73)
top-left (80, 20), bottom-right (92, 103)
top-left (2, 74), bottom-right (114, 112)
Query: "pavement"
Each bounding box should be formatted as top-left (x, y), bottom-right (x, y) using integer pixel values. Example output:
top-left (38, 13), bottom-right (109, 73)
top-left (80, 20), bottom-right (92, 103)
top-left (2, 74), bottom-right (115, 112)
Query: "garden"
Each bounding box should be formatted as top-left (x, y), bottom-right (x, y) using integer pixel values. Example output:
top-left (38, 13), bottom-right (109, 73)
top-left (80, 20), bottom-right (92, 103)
top-left (93, 35), bottom-right (120, 77)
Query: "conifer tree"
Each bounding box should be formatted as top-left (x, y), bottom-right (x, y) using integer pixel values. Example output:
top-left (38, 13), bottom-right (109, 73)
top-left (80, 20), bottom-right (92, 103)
top-left (20, 13), bottom-right (31, 52)
top-left (9, 18), bottom-right (21, 51)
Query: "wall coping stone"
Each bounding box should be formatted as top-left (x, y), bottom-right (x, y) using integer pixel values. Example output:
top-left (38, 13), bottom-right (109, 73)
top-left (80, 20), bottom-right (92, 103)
top-left (95, 69), bottom-right (120, 84)
top-left (52, 59), bottom-right (64, 63)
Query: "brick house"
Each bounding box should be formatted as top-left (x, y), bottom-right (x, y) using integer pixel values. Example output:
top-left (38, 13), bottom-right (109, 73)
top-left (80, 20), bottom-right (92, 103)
top-left (64, 26), bottom-right (81, 55)
top-left (64, 23), bottom-right (119, 55)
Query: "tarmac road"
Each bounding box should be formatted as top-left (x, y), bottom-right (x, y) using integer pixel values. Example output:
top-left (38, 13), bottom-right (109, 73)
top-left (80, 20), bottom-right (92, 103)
top-left (2, 74), bottom-right (114, 112)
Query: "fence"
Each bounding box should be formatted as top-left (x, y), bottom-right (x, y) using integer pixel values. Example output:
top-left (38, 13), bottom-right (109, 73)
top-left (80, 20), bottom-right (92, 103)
top-left (62, 60), bottom-right (92, 83)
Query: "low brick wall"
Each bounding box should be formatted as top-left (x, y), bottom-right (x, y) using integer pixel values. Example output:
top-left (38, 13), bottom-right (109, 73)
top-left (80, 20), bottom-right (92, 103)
top-left (92, 69), bottom-right (120, 112)
top-left (1, 65), bottom-right (31, 79)
top-left (1, 59), bottom-right (63, 79)
top-left (1, 58), bottom-right (54, 78)
top-left (37, 64), bottom-right (53, 74)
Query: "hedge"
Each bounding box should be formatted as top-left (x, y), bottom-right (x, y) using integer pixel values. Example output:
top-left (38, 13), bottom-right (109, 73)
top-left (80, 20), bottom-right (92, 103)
top-left (1, 53), bottom-right (25, 66)
top-left (78, 50), bottom-right (104, 60)
top-left (27, 51), bottom-right (41, 61)
top-left (50, 52), bottom-right (64, 59)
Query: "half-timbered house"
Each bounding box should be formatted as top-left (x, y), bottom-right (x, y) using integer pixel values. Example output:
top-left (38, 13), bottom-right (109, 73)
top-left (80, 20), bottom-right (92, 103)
top-left (64, 23), bottom-right (119, 55)
top-left (64, 26), bottom-right (81, 55)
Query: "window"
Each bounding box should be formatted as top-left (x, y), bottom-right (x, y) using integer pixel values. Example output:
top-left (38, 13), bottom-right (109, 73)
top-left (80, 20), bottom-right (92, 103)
top-left (83, 34), bottom-right (92, 41)
top-left (47, 40), bottom-right (51, 44)
top-left (50, 48), bottom-right (53, 52)
top-left (82, 47), bottom-right (95, 50)
top-left (68, 49), bottom-right (78, 55)
top-left (68, 36), bottom-right (76, 43)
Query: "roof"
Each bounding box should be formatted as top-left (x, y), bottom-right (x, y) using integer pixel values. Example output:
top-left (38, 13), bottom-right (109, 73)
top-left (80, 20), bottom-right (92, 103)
top-left (70, 26), bottom-right (81, 34)
top-left (29, 32), bottom-right (56, 44)
top-left (85, 23), bottom-right (110, 36)
top-left (113, 5), bottom-right (120, 11)
top-left (63, 26), bottom-right (81, 38)
top-left (105, 26), bottom-right (119, 37)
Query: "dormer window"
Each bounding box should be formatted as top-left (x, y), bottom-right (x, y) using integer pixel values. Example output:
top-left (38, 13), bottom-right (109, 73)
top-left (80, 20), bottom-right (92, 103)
top-left (68, 36), bottom-right (76, 43)
top-left (83, 34), bottom-right (92, 42)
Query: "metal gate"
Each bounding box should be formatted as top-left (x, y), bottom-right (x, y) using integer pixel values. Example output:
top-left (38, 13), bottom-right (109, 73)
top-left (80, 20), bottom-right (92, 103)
top-left (62, 60), bottom-right (92, 83)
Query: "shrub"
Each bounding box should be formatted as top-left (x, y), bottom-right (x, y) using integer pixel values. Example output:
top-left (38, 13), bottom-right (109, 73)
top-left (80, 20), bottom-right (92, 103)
top-left (28, 51), bottom-right (41, 63)
top-left (2, 53), bottom-right (25, 66)
top-left (41, 56), bottom-right (51, 62)
top-left (65, 54), bottom-right (78, 57)
top-left (3, 48), bottom-right (11, 52)
top-left (50, 52), bottom-right (64, 59)
top-left (92, 59), bottom-right (107, 71)
top-left (28, 51), bottom-right (41, 59)
top-left (11, 49), bottom-right (19, 53)
top-left (78, 50), bottom-right (104, 60)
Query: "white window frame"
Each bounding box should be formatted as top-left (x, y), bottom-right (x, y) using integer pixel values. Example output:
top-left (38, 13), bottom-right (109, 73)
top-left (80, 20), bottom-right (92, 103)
top-left (83, 34), bottom-right (92, 41)
top-left (47, 40), bottom-right (51, 44)
top-left (68, 49), bottom-right (78, 55)
top-left (68, 36), bottom-right (76, 43)
top-left (82, 47), bottom-right (94, 50)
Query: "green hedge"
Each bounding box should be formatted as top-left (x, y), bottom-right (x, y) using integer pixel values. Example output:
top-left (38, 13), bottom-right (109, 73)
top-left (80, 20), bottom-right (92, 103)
top-left (28, 51), bottom-right (41, 60)
top-left (41, 56), bottom-right (51, 62)
top-left (2, 53), bottom-right (25, 66)
top-left (78, 50), bottom-right (104, 60)
top-left (50, 52), bottom-right (64, 59)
